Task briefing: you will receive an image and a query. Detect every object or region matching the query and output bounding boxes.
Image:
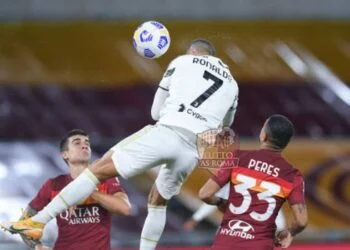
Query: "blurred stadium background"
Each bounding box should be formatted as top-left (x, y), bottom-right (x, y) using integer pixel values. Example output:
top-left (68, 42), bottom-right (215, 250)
top-left (0, 0), bottom-right (350, 249)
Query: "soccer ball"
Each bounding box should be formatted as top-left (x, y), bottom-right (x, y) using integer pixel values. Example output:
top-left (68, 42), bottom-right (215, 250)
top-left (132, 21), bottom-right (171, 59)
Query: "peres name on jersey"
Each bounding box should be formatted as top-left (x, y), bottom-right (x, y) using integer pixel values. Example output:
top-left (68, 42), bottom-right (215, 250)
top-left (193, 57), bottom-right (233, 81)
top-left (248, 159), bottom-right (280, 177)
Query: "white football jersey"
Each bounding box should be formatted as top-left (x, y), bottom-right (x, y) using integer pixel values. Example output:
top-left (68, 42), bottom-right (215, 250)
top-left (157, 55), bottom-right (238, 134)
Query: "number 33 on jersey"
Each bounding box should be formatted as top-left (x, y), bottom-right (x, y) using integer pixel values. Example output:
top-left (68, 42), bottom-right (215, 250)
top-left (230, 168), bottom-right (293, 222)
top-left (157, 55), bottom-right (239, 134)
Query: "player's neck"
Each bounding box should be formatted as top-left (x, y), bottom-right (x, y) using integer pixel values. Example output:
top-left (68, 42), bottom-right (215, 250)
top-left (260, 143), bottom-right (282, 153)
top-left (69, 163), bottom-right (89, 179)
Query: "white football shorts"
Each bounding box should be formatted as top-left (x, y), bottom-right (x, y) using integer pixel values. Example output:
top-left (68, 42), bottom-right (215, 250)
top-left (110, 124), bottom-right (198, 199)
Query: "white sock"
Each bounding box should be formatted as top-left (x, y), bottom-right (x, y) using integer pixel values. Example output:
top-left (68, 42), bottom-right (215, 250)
top-left (140, 205), bottom-right (167, 250)
top-left (32, 168), bottom-right (99, 224)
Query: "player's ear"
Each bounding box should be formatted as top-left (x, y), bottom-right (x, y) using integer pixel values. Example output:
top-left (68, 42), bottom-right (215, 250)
top-left (260, 120), bottom-right (269, 142)
top-left (61, 151), bottom-right (68, 161)
top-left (261, 131), bottom-right (268, 142)
top-left (259, 127), bottom-right (268, 142)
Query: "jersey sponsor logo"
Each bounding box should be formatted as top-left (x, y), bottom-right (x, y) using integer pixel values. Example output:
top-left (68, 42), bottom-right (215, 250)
top-left (220, 219), bottom-right (255, 240)
top-left (196, 127), bottom-right (238, 169)
top-left (187, 108), bottom-right (207, 121)
top-left (60, 206), bottom-right (101, 225)
top-left (177, 103), bottom-right (208, 122)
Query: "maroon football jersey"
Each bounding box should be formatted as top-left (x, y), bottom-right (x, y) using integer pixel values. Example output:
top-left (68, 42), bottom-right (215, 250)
top-left (30, 174), bottom-right (124, 250)
top-left (212, 149), bottom-right (305, 250)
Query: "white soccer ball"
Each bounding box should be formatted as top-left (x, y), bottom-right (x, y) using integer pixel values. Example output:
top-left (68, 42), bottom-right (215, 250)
top-left (132, 21), bottom-right (171, 59)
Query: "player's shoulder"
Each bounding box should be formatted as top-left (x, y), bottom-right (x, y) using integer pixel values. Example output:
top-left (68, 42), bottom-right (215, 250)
top-left (278, 156), bottom-right (300, 173)
top-left (164, 55), bottom-right (190, 75)
top-left (273, 154), bottom-right (304, 181)
top-left (168, 55), bottom-right (191, 65)
top-left (206, 55), bottom-right (225, 63)
top-left (289, 165), bottom-right (304, 180)
top-left (49, 174), bottom-right (71, 187)
top-left (50, 174), bottom-right (69, 182)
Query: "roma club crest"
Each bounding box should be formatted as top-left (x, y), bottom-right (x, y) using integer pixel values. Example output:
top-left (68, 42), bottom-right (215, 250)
top-left (196, 127), bottom-right (239, 170)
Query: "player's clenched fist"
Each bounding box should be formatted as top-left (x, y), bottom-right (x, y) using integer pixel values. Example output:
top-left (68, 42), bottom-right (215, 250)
top-left (275, 229), bottom-right (293, 248)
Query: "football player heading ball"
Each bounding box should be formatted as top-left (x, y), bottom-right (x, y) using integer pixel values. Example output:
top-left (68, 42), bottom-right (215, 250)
top-left (2, 38), bottom-right (239, 250)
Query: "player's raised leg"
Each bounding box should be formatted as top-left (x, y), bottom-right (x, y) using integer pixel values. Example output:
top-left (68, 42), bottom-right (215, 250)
top-left (1, 125), bottom-right (161, 239)
top-left (0, 151), bottom-right (119, 239)
top-left (31, 152), bottom-right (119, 221)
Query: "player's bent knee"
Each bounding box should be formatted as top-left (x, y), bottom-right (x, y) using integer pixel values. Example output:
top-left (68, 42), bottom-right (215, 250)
top-left (89, 165), bottom-right (105, 181)
top-left (89, 156), bottom-right (119, 181)
top-left (148, 185), bottom-right (168, 206)
top-left (101, 149), bottom-right (114, 160)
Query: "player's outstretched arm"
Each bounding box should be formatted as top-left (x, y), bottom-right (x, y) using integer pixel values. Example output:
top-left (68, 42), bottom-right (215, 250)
top-left (275, 203), bottom-right (308, 248)
top-left (91, 191), bottom-right (131, 216)
top-left (183, 203), bottom-right (218, 231)
top-left (199, 179), bottom-right (227, 212)
top-left (199, 179), bottom-right (221, 204)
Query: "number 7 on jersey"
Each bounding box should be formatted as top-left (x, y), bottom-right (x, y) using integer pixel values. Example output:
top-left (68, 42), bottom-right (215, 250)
top-left (191, 70), bottom-right (224, 108)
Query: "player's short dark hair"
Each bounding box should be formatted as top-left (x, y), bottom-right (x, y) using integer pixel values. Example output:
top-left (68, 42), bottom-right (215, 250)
top-left (188, 39), bottom-right (216, 56)
top-left (59, 129), bottom-right (89, 152)
top-left (265, 115), bottom-right (294, 149)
